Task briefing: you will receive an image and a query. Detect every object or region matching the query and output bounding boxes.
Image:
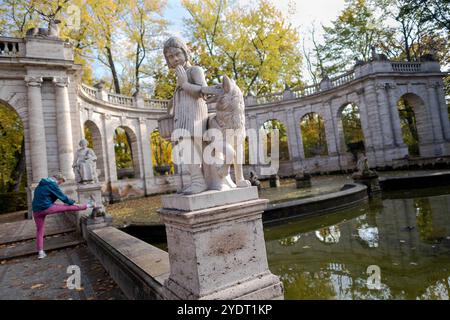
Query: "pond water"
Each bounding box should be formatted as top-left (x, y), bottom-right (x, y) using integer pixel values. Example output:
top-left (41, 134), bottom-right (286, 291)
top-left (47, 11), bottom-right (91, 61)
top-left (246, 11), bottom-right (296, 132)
top-left (264, 187), bottom-right (450, 300)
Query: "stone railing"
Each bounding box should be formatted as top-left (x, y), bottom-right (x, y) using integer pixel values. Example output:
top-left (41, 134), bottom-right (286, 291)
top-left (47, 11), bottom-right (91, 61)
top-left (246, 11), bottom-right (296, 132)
top-left (0, 37), bottom-right (23, 57)
top-left (80, 83), bottom-right (97, 98)
top-left (108, 92), bottom-right (134, 106)
top-left (331, 70), bottom-right (355, 87)
top-left (253, 92), bottom-right (285, 105)
top-left (292, 84), bottom-right (320, 99)
top-left (144, 98), bottom-right (170, 109)
top-left (79, 83), bottom-right (169, 110)
top-left (391, 62), bottom-right (422, 73)
top-left (78, 58), bottom-right (435, 110)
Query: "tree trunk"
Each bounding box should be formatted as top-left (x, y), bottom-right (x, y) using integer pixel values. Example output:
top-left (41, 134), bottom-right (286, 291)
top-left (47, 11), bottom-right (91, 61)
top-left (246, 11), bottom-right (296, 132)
top-left (106, 46), bottom-right (121, 94)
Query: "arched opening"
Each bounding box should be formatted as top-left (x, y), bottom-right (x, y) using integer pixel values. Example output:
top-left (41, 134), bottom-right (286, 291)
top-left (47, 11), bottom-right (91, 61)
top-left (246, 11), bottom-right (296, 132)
top-left (114, 126), bottom-right (140, 179)
top-left (0, 101), bottom-right (27, 214)
top-left (300, 113), bottom-right (328, 158)
top-left (261, 119), bottom-right (290, 161)
top-left (83, 120), bottom-right (105, 181)
top-left (150, 128), bottom-right (174, 176)
top-left (339, 103), bottom-right (365, 161)
top-left (397, 93), bottom-right (430, 157)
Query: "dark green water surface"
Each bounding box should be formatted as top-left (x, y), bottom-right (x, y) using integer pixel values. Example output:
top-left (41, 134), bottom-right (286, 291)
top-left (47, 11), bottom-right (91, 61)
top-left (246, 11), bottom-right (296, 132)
top-left (265, 187), bottom-right (450, 299)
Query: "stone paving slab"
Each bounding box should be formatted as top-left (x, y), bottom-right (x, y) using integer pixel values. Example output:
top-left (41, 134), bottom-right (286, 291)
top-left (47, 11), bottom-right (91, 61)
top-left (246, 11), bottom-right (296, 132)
top-left (0, 214), bottom-right (75, 245)
top-left (0, 233), bottom-right (84, 261)
top-left (0, 245), bottom-right (126, 300)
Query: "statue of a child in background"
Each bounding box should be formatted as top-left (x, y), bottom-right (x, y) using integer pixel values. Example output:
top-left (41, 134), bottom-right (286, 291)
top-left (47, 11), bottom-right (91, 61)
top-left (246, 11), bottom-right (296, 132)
top-left (163, 37), bottom-right (208, 195)
top-left (73, 139), bottom-right (98, 184)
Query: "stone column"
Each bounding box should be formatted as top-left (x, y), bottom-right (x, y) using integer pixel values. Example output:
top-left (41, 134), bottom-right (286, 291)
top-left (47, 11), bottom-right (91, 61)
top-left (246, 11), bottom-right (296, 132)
top-left (323, 103), bottom-right (339, 156)
top-left (53, 77), bottom-right (75, 180)
top-left (25, 76), bottom-right (48, 182)
top-left (435, 83), bottom-right (450, 141)
top-left (285, 108), bottom-right (300, 161)
top-left (364, 82), bottom-right (386, 166)
top-left (356, 88), bottom-right (377, 165)
top-left (139, 117), bottom-right (154, 195)
top-left (248, 114), bottom-right (259, 165)
top-left (386, 84), bottom-right (407, 147)
top-left (427, 82), bottom-right (445, 142)
top-left (375, 83), bottom-right (395, 148)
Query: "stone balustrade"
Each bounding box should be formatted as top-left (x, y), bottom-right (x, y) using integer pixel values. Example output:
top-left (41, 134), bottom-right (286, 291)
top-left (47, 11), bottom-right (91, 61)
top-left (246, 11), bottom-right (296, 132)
top-left (80, 83), bottom-right (98, 98)
top-left (108, 92), bottom-right (134, 106)
top-left (144, 98), bottom-right (170, 110)
top-left (80, 83), bottom-right (169, 110)
top-left (331, 70), bottom-right (355, 87)
top-left (0, 37), bottom-right (23, 57)
top-left (76, 58), bottom-right (443, 113)
top-left (391, 62), bottom-right (422, 73)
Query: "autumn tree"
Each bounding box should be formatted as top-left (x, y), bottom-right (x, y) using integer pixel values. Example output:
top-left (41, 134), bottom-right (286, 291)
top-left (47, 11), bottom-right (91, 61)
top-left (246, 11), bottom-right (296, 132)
top-left (300, 113), bottom-right (328, 158)
top-left (319, 0), bottom-right (395, 75)
top-left (114, 127), bottom-right (133, 170)
top-left (120, 0), bottom-right (167, 95)
top-left (261, 120), bottom-right (290, 161)
top-left (0, 104), bottom-right (25, 193)
top-left (182, 0), bottom-right (303, 96)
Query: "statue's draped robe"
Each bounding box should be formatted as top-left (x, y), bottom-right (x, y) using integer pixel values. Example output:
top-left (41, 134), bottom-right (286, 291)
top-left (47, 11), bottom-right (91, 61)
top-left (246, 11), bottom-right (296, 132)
top-left (172, 66), bottom-right (208, 138)
top-left (74, 147), bottom-right (97, 183)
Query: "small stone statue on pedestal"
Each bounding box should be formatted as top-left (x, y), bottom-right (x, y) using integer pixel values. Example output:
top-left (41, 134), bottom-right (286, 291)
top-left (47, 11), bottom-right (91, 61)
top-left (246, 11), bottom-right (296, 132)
top-left (352, 153), bottom-right (380, 196)
top-left (249, 171), bottom-right (261, 190)
top-left (295, 169), bottom-right (312, 189)
top-left (73, 139), bottom-right (98, 184)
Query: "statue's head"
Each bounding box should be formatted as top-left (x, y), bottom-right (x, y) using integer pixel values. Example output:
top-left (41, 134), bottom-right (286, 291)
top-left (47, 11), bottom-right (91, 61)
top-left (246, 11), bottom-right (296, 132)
top-left (79, 139), bottom-right (89, 148)
top-left (163, 37), bottom-right (191, 69)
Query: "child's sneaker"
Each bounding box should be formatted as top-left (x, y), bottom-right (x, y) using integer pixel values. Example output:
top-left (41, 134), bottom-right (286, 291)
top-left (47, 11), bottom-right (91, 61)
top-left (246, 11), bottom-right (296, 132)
top-left (87, 197), bottom-right (96, 208)
top-left (38, 250), bottom-right (47, 259)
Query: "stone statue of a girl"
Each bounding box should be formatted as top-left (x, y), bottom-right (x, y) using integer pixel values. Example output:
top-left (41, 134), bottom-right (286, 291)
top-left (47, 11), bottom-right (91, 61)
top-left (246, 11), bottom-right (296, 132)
top-left (163, 37), bottom-right (208, 194)
top-left (73, 139), bottom-right (98, 184)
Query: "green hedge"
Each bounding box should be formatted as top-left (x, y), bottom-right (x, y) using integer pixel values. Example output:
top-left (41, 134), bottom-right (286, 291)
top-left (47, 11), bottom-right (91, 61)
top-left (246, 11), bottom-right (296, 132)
top-left (0, 192), bottom-right (27, 214)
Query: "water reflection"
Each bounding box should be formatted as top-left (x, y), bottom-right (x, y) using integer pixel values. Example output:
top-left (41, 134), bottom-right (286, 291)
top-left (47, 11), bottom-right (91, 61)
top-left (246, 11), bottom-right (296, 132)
top-left (265, 190), bottom-right (450, 300)
top-left (356, 215), bottom-right (379, 248)
top-left (315, 225), bottom-right (341, 244)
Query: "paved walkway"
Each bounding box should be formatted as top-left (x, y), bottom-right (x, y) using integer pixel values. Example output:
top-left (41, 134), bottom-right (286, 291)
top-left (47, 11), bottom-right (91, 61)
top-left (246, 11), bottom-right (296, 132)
top-left (0, 245), bottom-right (125, 300)
top-left (0, 214), bottom-right (126, 300)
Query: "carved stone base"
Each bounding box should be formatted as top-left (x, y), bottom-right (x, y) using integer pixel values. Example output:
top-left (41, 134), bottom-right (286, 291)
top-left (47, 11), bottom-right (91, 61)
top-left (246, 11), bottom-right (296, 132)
top-left (353, 175), bottom-right (381, 197)
top-left (159, 189), bottom-right (284, 300)
top-left (71, 183), bottom-right (105, 232)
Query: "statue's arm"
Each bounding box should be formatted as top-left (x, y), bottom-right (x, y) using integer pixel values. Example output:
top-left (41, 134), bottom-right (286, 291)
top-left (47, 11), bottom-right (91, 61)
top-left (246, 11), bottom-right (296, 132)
top-left (87, 149), bottom-right (97, 161)
top-left (180, 66), bottom-right (207, 98)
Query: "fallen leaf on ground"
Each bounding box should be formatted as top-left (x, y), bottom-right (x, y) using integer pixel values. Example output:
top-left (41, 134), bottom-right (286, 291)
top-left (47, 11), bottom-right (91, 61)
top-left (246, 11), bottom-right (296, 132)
top-left (31, 284), bottom-right (44, 289)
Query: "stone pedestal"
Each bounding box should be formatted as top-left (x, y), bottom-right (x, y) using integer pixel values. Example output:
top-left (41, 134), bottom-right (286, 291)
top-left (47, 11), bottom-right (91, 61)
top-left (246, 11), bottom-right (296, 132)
top-left (353, 175), bottom-right (381, 197)
top-left (72, 183), bottom-right (105, 232)
top-left (269, 175), bottom-right (280, 188)
top-left (295, 173), bottom-right (312, 189)
top-left (159, 187), bottom-right (284, 300)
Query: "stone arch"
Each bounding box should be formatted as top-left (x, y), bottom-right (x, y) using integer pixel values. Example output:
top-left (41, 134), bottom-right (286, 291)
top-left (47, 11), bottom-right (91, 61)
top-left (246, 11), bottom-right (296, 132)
top-left (260, 119), bottom-right (290, 161)
top-left (397, 93), bottom-right (432, 156)
top-left (336, 102), bottom-right (366, 160)
top-left (83, 120), bottom-right (105, 181)
top-left (114, 126), bottom-right (141, 179)
top-left (0, 100), bottom-right (28, 212)
top-left (300, 112), bottom-right (329, 158)
top-left (150, 128), bottom-right (174, 176)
